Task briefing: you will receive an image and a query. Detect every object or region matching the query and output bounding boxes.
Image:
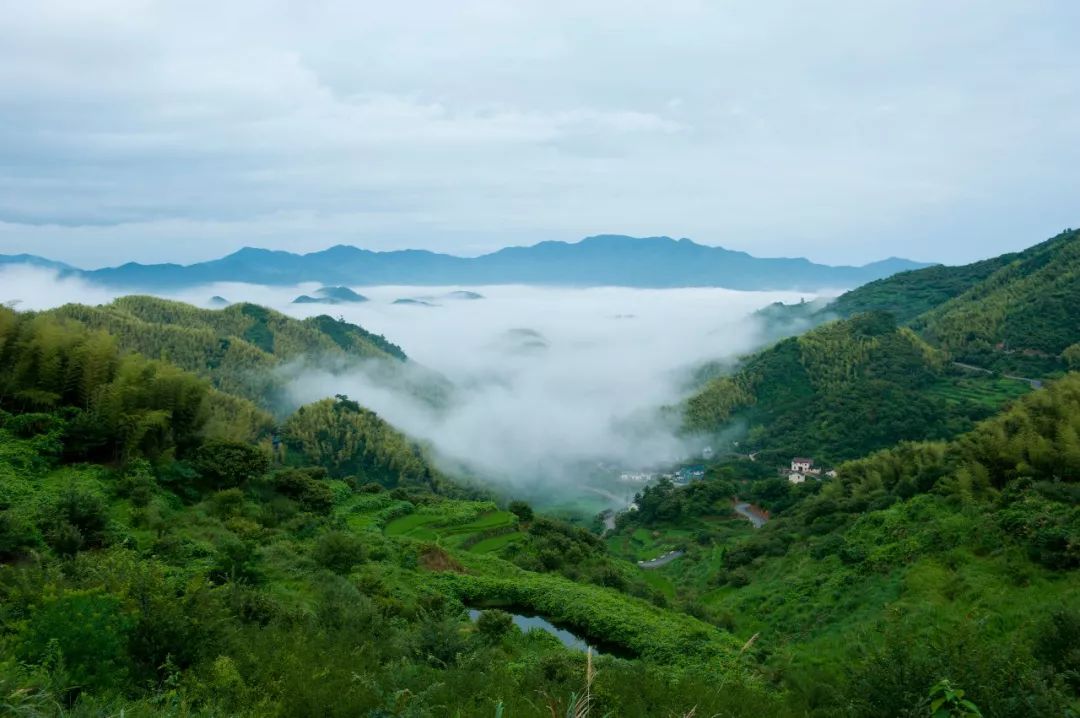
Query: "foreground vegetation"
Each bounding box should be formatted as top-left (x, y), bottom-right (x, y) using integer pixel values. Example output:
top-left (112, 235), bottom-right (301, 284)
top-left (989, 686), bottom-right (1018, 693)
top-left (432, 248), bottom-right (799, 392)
top-left (618, 375), bottom-right (1080, 715)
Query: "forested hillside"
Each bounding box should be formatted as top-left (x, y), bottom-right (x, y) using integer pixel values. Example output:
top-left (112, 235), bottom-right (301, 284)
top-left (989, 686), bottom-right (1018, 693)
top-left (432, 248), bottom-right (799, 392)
top-left (912, 229), bottom-right (1080, 374)
top-left (617, 374), bottom-right (1080, 716)
top-left (42, 297), bottom-right (434, 410)
top-left (759, 228), bottom-right (1078, 340)
top-left (685, 311), bottom-right (1029, 463)
top-left (690, 230), bottom-right (1080, 458)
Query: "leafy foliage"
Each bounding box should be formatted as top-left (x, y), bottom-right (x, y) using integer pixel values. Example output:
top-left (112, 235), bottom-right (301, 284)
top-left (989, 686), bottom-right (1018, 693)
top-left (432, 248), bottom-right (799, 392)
top-left (685, 312), bottom-right (995, 463)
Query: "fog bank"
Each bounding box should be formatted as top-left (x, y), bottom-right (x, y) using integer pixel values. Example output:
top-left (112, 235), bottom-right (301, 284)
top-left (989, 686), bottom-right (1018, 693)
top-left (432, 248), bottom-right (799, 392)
top-left (0, 267), bottom-right (817, 498)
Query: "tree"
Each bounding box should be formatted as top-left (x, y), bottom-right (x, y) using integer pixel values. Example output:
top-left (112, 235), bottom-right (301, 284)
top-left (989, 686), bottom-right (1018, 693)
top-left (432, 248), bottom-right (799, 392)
top-left (508, 500), bottom-right (534, 523)
top-left (313, 530), bottom-right (365, 574)
top-left (476, 609), bottom-right (514, 642)
top-left (192, 440), bottom-right (270, 490)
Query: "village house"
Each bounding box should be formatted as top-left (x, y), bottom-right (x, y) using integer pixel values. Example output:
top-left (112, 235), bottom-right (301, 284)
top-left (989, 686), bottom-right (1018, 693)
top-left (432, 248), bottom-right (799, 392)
top-left (786, 457), bottom-right (830, 484)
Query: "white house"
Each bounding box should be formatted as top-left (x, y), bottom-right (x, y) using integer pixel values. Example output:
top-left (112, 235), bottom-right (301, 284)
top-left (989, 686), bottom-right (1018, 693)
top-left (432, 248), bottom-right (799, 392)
top-left (787, 472), bottom-right (807, 484)
top-left (791, 457), bottom-right (814, 473)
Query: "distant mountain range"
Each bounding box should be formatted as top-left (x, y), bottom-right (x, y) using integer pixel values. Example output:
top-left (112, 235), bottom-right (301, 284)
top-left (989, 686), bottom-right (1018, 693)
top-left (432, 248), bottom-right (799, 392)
top-left (0, 235), bottom-right (932, 290)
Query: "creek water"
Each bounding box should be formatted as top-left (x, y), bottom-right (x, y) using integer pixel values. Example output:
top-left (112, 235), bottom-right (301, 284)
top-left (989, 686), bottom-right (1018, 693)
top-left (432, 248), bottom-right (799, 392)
top-left (468, 609), bottom-right (598, 654)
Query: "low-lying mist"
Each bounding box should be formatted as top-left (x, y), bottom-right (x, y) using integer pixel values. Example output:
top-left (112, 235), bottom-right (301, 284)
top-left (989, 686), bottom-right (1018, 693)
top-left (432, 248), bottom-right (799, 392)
top-left (1, 266), bottom-right (818, 504)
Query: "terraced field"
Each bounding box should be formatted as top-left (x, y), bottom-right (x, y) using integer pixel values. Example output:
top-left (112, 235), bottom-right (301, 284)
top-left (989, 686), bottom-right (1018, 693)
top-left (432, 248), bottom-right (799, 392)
top-left (384, 508), bottom-right (521, 552)
top-left (927, 374), bottom-right (1031, 410)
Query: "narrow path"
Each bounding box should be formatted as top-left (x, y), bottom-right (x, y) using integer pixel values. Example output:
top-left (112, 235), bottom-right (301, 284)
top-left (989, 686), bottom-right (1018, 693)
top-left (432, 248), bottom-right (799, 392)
top-left (952, 361), bottom-right (1043, 389)
top-left (637, 550), bottom-right (684, 569)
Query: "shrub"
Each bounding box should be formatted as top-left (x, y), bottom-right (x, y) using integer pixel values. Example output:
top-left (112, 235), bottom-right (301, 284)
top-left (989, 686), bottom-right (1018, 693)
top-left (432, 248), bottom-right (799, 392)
top-left (0, 509), bottom-right (38, 559)
top-left (508, 500), bottom-right (534, 522)
top-left (18, 589), bottom-right (133, 693)
top-left (476, 609), bottom-right (514, 642)
top-left (313, 530), bottom-right (365, 574)
top-left (273, 469), bottom-right (334, 514)
top-left (44, 484), bottom-right (109, 555)
top-left (192, 440), bottom-right (270, 490)
top-left (117, 459), bottom-right (156, 507)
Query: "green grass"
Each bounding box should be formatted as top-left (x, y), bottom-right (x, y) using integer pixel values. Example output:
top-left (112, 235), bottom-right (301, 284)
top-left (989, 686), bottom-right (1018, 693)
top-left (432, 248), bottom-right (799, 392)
top-left (607, 526), bottom-right (694, 562)
top-left (384, 509), bottom-right (518, 547)
top-left (384, 513), bottom-right (443, 536)
top-left (469, 531), bottom-right (525, 554)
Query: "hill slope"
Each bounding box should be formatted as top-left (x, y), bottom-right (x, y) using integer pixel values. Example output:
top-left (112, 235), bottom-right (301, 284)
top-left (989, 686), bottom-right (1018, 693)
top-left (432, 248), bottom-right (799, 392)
top-left (685, 311), bottom-right (1032, 462)
top-left (911, 229), bottom-right (1080, 374)
top-left (4, 235), bottom-right (931, 290)
top-left (758, 228), bottom-right (1079, 342)
top-left (43, 296), bottom-right (420, 409)
top-left (618, 374), bottom-right (1080, 716)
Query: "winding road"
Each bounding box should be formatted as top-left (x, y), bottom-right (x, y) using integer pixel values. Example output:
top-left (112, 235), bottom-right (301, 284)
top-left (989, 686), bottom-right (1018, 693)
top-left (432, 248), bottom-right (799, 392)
top-left (952, 362), bottom-right (1043, 389)
top-left (734, 502), bottom-right (768, 528)
top-left (637, 550), bottom-right (684, 569)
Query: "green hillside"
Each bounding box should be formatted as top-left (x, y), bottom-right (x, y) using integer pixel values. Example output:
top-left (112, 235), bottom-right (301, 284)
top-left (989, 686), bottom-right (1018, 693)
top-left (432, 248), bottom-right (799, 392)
top-left (685, 311), bottom-right (1027, 463)
top-left (616, 374), bottom-right (1080, 716)
top-left (912, 229), bottom-right (1080, 374)
top-left (758, 228), bottom-right (1079, 347)
top-left (43, 297), bottom-right (426, 409)
top-left (690, 230), bottom-right (1080, 460)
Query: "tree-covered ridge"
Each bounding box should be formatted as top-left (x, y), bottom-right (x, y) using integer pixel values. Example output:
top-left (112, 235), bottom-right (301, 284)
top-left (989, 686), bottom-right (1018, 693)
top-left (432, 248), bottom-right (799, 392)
top-left (912, 228), bottom-right (1080, 370)
top-left (685, 311), bottom-right (997, 463)
top-left (0, 305), bottom-right (272, 458)
top-left (283, 396), bottom-right (445, 492)
top-left (45, 296), bottom-right (410, 408)
top-left (55, 294), bottom-right (405, 362)
top-left (825, 251), bottom-right (1017, 324)
top-left (757, 228), bottom-right (1078, 342)
top-left (688, 230), bottom-right (1080, 459)
top-left (616, 374), bottom-right (1080, 715)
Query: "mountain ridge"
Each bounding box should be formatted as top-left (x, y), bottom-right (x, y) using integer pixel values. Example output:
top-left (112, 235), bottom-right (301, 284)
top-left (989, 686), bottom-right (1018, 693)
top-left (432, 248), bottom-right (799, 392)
top-left (0, 234), bottom-right (933, 290)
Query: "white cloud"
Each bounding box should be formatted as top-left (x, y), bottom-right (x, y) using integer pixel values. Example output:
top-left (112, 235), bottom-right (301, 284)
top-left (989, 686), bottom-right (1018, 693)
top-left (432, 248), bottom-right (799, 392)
top-left (0, 267), bottom-right (813, 502)
top-left (0, 1), bottom-right (1077, 265)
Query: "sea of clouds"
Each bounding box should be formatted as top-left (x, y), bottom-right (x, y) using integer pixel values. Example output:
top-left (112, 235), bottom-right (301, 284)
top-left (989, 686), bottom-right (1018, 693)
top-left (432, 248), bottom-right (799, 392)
top-left (1, 266), bottom-right (823, 497)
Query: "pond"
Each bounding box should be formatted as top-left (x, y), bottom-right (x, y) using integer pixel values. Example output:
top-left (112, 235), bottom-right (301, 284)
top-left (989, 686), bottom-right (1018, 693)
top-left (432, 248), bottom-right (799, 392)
top-left (468, 609), bottom-right (599, 654)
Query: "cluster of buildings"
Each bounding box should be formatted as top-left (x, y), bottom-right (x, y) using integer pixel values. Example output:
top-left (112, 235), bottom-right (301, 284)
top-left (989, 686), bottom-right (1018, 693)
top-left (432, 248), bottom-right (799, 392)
top-left (785, 457), bottom-right (837, 484)
top-left (618, 465), bottom-right (706, 487)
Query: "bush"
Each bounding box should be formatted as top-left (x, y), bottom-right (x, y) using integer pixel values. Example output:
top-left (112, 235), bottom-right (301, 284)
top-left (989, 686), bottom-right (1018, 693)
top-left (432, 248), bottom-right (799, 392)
top-left (273, 469), bottom-right (334, 514)
top-left (192, 440), bottom-right (270, 490)
top-left (210, 488), bottom-right (247, 518)
top-left (476, 609), bottom-right (514, 642)
top-left (117, 459), bottom-right (156, 507)
top-left (44, 484), bottom-right (109, 555)
top-left (18, 589), bottom-right (133, 693)
top-left (0, 509), bottom-right (38, 559)
top-left (313, 530), bottom-right (365, 574)
top-left (1033, 607), bottom-right (1080, 693)
top-left (508, 500), bottom-right (534, 522)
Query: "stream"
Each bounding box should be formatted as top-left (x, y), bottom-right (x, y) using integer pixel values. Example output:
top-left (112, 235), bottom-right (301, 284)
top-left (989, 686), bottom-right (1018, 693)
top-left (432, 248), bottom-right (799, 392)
top-left (468, 609), bottom-right (599, 654)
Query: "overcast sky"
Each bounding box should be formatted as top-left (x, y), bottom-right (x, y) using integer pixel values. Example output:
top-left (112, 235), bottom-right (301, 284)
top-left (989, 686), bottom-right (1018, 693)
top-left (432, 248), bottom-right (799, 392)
top-left (1, 1), bottom-right (1077, 268)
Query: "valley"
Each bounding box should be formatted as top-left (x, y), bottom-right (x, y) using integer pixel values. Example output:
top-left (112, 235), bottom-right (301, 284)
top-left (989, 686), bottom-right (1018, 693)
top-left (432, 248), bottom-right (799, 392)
top-left (0, 229), bottom-right (1076, 717)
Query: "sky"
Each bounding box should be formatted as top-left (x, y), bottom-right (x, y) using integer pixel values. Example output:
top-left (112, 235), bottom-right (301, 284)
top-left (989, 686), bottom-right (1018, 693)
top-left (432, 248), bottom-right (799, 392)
top-left (1, 1), bottom-right (1078, 268)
